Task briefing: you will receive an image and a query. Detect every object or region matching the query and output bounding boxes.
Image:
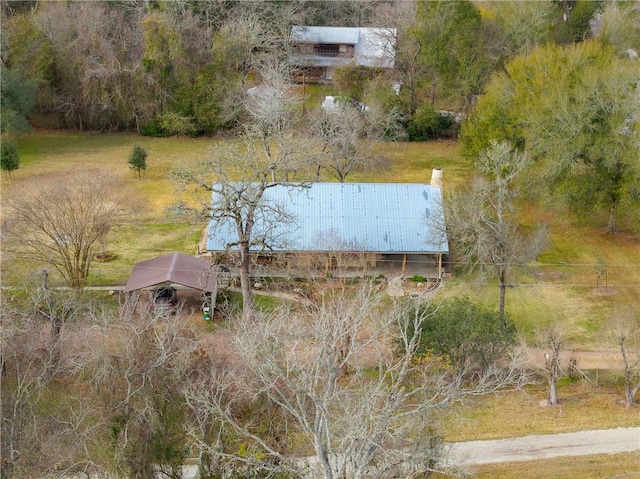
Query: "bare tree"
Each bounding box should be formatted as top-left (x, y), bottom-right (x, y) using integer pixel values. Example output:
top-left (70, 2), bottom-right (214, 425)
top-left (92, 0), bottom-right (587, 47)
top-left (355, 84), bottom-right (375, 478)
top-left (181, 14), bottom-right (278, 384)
top-left (312, 100), bottom-right (390, 183)
top-left (611, 311), bottom-right (640, 407)
top-left (371, 1), bottom-right (422, 114)
top-left (70, 293), bottom-right (201, 478)
top-left (443, 141), bottom-right (547, 320)
top-left (4, 170), bottom-right (133, 288)
top-left (172, 60), bottom-right (309, 317)
top-left (0, 286), bottom-right (106, 478)
top-left (209, 7), bottom-right (296, 127)
top-left (1, 285), bottom-right (207, 478)
top-left (31, 270), bottom-right (86, 371)
top-left (184, 283), bottom-right (529, 479)
top-left (1, 289), bottom-right (59, 478)
top-left (534, 327), bottom-right (565, 406)
top-left (31, 1), bottom-right (152, 131)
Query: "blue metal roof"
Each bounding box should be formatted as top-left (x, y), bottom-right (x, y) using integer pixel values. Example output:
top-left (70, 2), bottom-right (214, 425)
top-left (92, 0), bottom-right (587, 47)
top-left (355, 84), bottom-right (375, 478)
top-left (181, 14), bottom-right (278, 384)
top-left (206, 183), bottom-right (448, 254)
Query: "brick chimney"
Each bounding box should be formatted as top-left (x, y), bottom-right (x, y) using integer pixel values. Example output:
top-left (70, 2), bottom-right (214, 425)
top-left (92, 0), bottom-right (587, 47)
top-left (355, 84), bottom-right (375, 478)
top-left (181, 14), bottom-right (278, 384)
top-left (430, 167), bottom-right (443, 188)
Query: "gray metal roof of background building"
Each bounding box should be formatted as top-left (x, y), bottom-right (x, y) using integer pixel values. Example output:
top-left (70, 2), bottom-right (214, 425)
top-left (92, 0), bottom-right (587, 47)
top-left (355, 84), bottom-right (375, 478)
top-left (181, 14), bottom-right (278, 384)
top-left (291, 26), bottom-right (361, 45)
top-left (290, 26), bottom-right (396, 68)
top-left (206, 183), bottom-right (448, 254)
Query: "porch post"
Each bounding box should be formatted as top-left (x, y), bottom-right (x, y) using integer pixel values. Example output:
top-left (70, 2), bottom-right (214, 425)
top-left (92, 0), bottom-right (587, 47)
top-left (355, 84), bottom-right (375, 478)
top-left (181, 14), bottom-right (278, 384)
top-left (211, 290), bottom-right (217, 310)
top-left (437, 253), bottom-right (442, 278)
top-left (402, 254), bottom-right (407, 276)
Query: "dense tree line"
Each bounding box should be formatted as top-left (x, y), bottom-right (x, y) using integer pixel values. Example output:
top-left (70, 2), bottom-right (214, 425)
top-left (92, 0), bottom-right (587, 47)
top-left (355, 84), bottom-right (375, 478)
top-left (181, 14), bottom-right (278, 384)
top-left (2, 0), bottom-right (636, 137)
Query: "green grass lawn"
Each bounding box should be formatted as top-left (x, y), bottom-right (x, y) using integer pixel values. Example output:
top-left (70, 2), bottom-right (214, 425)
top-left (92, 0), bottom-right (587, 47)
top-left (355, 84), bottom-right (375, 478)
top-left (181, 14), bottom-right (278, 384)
top-left (437, 225), bottom-right (640, 346)
top-left (3, 130), bottom-right (639, 346)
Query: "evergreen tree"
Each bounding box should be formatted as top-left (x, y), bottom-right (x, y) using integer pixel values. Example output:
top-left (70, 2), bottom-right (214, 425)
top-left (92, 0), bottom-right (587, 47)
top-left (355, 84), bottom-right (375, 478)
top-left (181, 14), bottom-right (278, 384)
top-left (0, 69), bottom-right (37, 135)
top-left (128, 145), bottom-right (148, 179)
top-left (406, 296), bottom-right (517, 374)
top-left (1, 141), bottom-right (20, 178)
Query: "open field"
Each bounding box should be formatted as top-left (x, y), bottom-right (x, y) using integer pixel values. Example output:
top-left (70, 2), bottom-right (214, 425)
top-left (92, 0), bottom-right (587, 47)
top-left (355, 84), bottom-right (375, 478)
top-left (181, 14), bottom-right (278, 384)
top-left (3, 131), bottom-right (639, 342)
top-left (2, 131), bottom-right (639, 477)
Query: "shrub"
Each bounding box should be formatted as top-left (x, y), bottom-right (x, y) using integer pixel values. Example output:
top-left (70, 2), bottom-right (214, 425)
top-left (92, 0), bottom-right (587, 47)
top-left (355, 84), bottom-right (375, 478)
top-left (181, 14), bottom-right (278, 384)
top-left (333, 65), bottom-right (379, 102)
top-left (404, 297), bottom-right (517, 373)
top-left (140, 112), bottom-right (198, 137)
top-left (157, 112), bottom-right (197, 136)
top-left (407, 104), bottom-right (457, 141)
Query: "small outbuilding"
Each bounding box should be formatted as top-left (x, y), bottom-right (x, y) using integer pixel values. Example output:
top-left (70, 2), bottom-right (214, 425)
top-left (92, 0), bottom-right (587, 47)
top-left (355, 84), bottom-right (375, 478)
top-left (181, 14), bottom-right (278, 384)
top-left (125, 252), bottom-right (218, 311)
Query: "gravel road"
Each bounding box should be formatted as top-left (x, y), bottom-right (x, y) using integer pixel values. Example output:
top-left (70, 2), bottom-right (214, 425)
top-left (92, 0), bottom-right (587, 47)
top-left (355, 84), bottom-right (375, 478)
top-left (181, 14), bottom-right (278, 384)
top-left (179, 428), bottom-right (640, 478)
top-left (446, 426), bottom-right (640, 466)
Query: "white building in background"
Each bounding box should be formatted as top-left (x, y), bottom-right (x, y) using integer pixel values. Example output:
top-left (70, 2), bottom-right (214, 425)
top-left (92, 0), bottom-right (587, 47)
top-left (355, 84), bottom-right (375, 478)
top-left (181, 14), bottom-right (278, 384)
top-left (290, 26), bottom-right (396, 82)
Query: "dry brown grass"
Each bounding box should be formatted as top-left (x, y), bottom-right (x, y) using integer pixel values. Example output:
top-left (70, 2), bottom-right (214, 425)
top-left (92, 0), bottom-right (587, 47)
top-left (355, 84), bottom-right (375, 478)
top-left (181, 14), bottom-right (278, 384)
top-left (445, 380), bottom-right (640, 442)
top-left (465, 452), bottom-right (640, 479)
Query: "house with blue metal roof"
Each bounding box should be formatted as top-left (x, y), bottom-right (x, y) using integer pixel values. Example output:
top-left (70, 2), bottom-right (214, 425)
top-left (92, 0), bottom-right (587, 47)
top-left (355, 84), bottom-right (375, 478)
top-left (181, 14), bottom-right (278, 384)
top-left (205, 179), bottom-right (448, 278)
top-left (290, 26), bottom-right (396, 82)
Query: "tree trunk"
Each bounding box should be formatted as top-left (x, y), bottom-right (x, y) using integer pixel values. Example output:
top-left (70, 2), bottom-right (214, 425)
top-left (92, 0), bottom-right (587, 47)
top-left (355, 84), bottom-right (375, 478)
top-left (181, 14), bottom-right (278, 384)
top-left (547, 335), bottom-right (562, 406)
top-left (312, 411), bottom-right (333, 479)
top-left (607, 200), bottom-right (617, 234)
top-left (630, 384), bottom-right (640, 407)
top-left (620, 339), bottom-right (638, 407)
top-left (239, 242), bottom-right (253, 318)
top-left (548, 375), bottom-right (559, 406)
top-left (498, 272), bottom-right (507, 326)
top-left (624, 380), bottom-right (636, 407)
top-left (408, 43), bottom-right (421, 115)
top-left (316, 448), bottom-right (332, 479)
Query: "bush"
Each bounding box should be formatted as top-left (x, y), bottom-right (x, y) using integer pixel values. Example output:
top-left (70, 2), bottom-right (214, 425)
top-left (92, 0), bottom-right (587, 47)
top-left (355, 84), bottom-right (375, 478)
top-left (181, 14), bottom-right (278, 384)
top-left (140, 118), bottom-right (168, 137)
top-left (157, 112), bottom-right (198, 136)
top-left (140, 112), bottom-right (199, 137)
top-left (333, 65), bottom-right (379, 102)
top-left (404, 297), bottom-right (517, 373)
top-left (407, 104), bottom-right (458, 141)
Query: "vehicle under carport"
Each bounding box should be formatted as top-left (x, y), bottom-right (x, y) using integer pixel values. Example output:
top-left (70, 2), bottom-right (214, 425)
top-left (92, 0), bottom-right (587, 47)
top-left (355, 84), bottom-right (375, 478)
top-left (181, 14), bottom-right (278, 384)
top-left (125, 252), bottom-right (218, 316)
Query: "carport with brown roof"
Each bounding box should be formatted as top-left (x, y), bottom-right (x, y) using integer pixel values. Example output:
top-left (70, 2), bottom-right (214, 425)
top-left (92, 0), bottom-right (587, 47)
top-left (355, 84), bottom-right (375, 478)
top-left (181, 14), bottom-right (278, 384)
top-left (125, 252), bottom-right (218, 310)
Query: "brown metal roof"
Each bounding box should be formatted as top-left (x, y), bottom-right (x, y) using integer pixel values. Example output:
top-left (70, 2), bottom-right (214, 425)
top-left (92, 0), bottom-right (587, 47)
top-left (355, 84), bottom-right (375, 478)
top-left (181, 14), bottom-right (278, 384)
top-left (125, 252), bottom-right (217, 293)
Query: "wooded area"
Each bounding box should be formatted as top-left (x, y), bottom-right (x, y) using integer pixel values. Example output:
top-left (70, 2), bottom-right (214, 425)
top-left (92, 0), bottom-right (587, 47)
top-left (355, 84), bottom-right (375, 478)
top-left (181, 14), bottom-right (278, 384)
top-left (1, 0), bottom-right (637, 135)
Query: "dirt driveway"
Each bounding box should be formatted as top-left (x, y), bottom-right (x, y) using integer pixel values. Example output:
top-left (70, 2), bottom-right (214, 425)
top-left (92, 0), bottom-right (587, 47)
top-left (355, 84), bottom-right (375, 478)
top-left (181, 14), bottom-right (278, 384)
top-left (523, 347), bottom-right (623, 370)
